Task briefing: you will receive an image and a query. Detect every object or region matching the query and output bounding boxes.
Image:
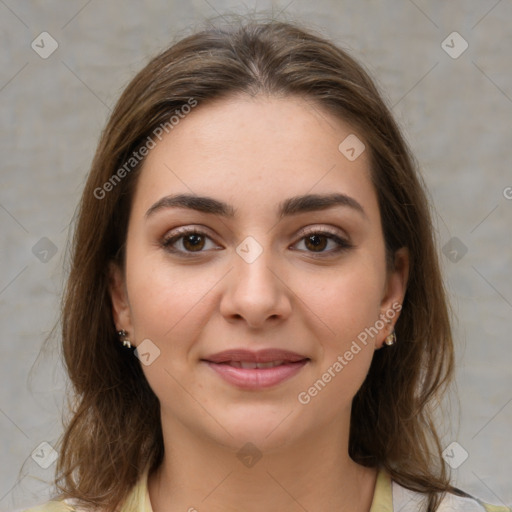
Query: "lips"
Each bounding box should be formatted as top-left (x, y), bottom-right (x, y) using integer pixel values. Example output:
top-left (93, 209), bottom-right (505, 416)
top-left (202, 349), bottom-right (310, 389)
top-left (204, 348), bottom-right (308, 364)
top-left (225, 360), bottom-right (285, 369)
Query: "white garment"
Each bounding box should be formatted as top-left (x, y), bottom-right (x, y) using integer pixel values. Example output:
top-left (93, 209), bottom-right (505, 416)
top-left (392, 479), bottom-right (506, 511)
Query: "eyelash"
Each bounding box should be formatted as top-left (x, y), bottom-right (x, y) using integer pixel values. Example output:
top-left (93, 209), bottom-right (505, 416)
top-left (160, 226), bottom-right (353, 258)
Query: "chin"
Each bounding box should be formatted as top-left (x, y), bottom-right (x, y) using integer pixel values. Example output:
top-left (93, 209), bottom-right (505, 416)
top-left (203, 402), bottom-right (307, 452)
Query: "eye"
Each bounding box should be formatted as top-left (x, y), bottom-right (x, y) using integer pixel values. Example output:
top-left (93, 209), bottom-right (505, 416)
top-left (292, 228), bottom-right (353, 256)
top-left (160, 226), bottom-right (352, 257)
top-left (161, 227), bottom-right (220, 255)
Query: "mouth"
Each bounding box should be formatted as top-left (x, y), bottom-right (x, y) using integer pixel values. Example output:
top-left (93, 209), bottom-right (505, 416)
top-left (218, 360), bottom-right (290, 369)
top-left (202, 349), bottom-right (310, 389)
top-left (204, 348), bottom-right (308, 364)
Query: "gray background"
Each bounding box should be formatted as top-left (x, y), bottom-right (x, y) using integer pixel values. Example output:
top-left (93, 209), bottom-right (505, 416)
top-left (1, 1), bottom-right (511, 510)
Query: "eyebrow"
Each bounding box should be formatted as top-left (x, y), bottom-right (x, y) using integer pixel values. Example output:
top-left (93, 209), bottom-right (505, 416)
top-left (145, 192), bottom-right (367, 220)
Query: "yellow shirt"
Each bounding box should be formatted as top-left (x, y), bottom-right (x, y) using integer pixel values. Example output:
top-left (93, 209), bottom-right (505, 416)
top-left (20, 465), bottom-right (511, 512)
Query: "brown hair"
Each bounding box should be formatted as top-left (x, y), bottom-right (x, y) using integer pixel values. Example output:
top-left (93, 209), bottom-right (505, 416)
top-left (53, 16), bottom-right (458, 511)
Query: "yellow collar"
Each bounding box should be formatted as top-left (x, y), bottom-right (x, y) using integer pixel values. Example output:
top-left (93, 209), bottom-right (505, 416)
top-left (122, 464), bottom-right (393, 511)
top-left (370, 465), bottom-right (393, 511)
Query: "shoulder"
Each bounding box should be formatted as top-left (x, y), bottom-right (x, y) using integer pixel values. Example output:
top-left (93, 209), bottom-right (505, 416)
top-left (392, 479), bottom-right (511, 511)
top-left (17, 464), bottom-right (151, 512)
top-left (438, 493), bottom-right (511, 512)
top-left (16, 498), bottom-right (80, 512)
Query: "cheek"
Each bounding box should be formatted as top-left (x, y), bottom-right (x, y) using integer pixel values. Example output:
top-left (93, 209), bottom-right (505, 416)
top-left (298, 257), bottom-right (385, 345)
top-left (125, 252), bottom-right (219, 347)
top-left (123, 259), bottom-right (218, 397)
top-left (294, 266), bottom-right (382, 413)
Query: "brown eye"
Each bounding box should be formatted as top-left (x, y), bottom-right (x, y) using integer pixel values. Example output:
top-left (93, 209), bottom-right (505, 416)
top-left (182, 233), bottom-right (205, 252)
top-left (292, 229), bottom-right (353, 256)
top-left (304, 234), bottom-right (328, 252)
top-left (161, 228), bottom-right (220, 256)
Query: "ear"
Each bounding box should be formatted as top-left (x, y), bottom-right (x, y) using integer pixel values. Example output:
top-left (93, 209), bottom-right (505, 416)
top-left (108, 262), bottom-right (133, 335)
top-left (376, 247), bottom-right (409, 349)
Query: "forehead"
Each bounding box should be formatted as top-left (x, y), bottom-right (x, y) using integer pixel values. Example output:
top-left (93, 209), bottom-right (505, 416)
top-left (131, 94), bottom-right (379, 221)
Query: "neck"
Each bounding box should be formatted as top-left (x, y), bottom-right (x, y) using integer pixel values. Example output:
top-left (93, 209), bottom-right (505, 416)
top-left (148, 413), bottom-right (377, 512)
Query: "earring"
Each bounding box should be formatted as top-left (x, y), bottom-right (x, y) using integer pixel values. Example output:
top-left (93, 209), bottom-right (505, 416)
top-left (118, 329), bottom-right (132, 348)
top-left (384, 330), bottom-right (396, 346)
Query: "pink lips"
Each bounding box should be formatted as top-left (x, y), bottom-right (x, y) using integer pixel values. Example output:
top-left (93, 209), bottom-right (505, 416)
top-left (202, 349), bottom-right (309, 390)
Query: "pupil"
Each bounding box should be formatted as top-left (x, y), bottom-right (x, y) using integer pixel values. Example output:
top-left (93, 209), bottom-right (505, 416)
top-left (184, 234), bottom-right (204, 251)
top-left (306, 234), bottom-right (327, 251)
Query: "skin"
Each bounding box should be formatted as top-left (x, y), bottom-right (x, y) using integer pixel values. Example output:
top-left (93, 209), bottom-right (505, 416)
top-left (109, 94), bottom-right (409, 512)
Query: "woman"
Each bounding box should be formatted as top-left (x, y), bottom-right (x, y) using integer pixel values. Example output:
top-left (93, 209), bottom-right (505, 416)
top-left (22, 18), bottom-right (509, 512)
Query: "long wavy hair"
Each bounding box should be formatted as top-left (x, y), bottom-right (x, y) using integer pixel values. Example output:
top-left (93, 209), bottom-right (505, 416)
top-left (51, 16), bottom-right (458, 511)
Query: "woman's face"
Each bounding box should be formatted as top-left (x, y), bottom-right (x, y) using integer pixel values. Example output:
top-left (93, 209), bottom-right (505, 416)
top-left (110, 94), bottom-right (408, 450)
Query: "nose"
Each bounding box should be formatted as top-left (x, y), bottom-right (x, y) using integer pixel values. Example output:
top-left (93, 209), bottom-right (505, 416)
top-left (219, 245), bottom-right (292, 329)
